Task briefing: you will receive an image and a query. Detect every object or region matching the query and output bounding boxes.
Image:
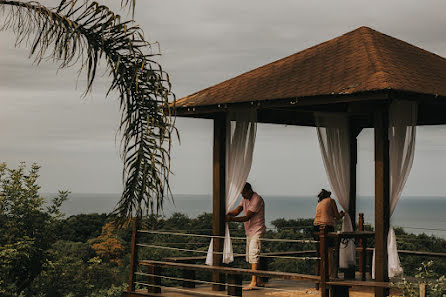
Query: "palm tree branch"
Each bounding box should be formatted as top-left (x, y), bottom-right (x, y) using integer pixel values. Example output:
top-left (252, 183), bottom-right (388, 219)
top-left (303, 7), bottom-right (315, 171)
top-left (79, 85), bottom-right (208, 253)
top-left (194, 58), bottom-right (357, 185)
top-left (0, 0), bottom-right (176, 225)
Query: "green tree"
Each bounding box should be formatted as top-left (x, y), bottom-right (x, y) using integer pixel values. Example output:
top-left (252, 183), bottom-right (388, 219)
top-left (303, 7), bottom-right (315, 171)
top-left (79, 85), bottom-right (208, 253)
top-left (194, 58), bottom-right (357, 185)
top-left (0, 0), bottom-right (176, 223)
top-left (32, 241), bottom-right (125, 297)
top-left (56, 213), bottom-right (109, 243)
top-left (0, 163), bottom-right (69, 296)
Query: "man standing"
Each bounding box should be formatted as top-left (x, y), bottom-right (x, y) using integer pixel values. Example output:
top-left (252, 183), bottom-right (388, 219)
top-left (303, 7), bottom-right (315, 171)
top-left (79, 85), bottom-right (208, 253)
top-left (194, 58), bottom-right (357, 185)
top-left (226, 182), bottom-right (266, 290)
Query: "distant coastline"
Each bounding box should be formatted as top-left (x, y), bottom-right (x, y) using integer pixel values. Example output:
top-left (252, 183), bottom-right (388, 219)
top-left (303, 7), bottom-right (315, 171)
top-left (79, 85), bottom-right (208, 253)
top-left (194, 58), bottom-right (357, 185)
top-left (43, 193), bottom-right (446, 238)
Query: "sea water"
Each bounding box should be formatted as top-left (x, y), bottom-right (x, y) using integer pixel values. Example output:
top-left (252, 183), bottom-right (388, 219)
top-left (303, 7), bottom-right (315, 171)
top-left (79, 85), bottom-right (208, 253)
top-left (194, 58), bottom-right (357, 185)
top-left (50, 193), bottom-right (446, 238)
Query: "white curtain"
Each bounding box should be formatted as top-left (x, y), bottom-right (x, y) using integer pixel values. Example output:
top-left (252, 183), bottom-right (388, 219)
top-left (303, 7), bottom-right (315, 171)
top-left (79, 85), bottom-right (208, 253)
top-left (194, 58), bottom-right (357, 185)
top-left (206, 109), bottom-right (257, 265)
top-left (315, 113), bottom-right (356, 269)
top-left (372, 100), bottom-right (417, 278)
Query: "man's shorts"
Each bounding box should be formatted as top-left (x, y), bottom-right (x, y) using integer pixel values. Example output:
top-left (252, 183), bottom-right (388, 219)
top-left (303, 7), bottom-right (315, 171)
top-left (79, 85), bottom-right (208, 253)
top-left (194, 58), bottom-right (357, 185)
top-left (246, 235), bottom-right (261, 264)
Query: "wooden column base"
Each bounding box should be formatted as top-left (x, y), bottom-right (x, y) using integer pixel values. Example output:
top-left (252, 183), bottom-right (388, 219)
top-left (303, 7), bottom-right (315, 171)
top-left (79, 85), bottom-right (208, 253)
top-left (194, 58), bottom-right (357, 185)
top-left (227, 274), bottom-right (242, 296)
top-left (331, 285), bottom-right (350, 297)
top-left (343, 266), bottom-right (356, 279)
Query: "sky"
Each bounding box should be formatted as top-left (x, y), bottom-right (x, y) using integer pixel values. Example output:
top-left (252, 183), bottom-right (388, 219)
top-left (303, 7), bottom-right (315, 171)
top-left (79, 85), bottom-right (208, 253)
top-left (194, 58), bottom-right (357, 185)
top-left (2, 0), bottom-right (446, 197)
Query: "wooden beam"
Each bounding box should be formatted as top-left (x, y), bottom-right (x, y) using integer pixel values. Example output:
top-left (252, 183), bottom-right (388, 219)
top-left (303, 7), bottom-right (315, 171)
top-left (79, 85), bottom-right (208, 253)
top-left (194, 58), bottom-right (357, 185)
top-left (327, 280), bottom-right (390, 288)
top-left (174, 90), bottom-right (390, 116)
top-left (212, 113), bottom-right (226, 291)
top-left (374, 109), bottom-right (390, 297)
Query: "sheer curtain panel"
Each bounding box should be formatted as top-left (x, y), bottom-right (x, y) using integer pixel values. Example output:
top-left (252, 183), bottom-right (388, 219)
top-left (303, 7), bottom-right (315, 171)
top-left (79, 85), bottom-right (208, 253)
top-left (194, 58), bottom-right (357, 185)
top-left (315, 113), bottom-right (356, 268)
top-left (372, 100), bottom-right (417, 278)
top-left (206, 109), bottom-right (257, 265)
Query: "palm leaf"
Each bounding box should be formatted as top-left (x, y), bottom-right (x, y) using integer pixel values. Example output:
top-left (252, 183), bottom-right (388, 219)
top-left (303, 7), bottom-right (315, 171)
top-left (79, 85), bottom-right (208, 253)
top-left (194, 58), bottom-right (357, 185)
top-left (0, 0), bottom-right (177, 226)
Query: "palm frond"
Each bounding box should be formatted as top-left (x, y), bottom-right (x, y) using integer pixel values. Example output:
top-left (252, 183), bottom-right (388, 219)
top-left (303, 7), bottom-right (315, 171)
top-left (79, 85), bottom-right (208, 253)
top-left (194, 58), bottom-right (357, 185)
top-left (0, 0), bottom-right (177, 226)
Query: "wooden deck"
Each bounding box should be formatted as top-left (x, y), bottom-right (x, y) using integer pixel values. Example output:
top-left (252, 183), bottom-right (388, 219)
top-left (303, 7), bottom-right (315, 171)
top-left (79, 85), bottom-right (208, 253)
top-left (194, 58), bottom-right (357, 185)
top-left (124, 277), bottom-right (402, 297)
top-left (126, 279), bottom-right (319, 297)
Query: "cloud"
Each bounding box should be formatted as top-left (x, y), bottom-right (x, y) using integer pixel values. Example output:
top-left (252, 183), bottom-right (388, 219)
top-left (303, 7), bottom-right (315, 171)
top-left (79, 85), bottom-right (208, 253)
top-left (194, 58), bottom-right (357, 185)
top-left (2, 0), bottom-right (446, 196)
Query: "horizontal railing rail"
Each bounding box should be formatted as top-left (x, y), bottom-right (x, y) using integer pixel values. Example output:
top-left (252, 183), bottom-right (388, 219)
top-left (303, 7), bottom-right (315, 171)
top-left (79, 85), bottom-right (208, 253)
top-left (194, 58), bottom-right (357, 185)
top-left (140, 259), bottom-right (321, 282)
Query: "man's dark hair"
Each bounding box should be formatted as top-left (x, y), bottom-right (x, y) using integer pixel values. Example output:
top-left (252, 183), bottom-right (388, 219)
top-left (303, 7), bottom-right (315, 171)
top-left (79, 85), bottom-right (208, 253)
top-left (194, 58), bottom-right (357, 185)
top-left (243, 182), bottom-right (252, 192)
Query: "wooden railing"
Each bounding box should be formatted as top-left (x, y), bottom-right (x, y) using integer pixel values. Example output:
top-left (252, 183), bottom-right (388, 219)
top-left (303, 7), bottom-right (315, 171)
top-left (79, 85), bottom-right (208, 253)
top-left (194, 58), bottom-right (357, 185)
top-left (124, 219), bottom-right (445, 297)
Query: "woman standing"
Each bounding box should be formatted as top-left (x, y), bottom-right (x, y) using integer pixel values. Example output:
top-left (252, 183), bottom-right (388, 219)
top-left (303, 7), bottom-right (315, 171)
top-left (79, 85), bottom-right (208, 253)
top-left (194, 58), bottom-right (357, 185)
top-left (313, 189), bottom-right (345, 279)
top-left (313, 189), bottom-right (344, 233)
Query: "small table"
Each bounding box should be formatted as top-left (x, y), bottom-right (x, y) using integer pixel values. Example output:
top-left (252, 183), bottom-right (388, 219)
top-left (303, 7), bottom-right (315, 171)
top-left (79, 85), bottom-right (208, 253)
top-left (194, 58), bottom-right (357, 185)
top-left (327, 231), bottom-right (375, 280)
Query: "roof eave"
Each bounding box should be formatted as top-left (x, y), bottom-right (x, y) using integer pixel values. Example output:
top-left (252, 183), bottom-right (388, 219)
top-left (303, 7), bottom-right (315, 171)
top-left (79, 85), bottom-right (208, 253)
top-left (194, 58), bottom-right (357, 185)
top-left (172, 89), bottom-right (392, 118)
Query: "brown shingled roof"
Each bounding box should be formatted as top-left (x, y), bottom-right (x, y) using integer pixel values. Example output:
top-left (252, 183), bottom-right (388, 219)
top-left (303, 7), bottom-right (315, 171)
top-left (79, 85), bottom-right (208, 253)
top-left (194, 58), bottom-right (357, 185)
top-left (175, 26), bottom-right (446, 108)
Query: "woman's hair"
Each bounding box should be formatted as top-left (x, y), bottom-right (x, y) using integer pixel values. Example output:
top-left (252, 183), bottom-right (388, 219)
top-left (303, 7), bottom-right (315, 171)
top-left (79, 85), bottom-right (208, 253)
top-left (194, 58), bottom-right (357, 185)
top-left (243, 182), bottom-right (252, 192)
top-left (317, 189), bottom-right (331, 202)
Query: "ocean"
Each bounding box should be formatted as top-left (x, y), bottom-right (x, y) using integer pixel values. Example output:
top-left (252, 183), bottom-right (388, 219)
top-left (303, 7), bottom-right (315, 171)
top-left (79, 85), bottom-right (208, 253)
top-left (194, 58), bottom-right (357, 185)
top-left (51, 193), bottom-right (446, 238)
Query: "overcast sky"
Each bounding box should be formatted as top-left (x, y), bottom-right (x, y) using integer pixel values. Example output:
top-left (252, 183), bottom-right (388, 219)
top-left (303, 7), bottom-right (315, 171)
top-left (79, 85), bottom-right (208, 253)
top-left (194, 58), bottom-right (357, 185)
top-left (2, 0), bottom-right (446, 197)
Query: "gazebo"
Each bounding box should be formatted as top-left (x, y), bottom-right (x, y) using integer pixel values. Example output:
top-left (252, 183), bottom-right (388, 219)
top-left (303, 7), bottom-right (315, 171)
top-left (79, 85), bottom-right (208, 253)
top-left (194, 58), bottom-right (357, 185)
top-left (126, 26), bottom-right (446, 297)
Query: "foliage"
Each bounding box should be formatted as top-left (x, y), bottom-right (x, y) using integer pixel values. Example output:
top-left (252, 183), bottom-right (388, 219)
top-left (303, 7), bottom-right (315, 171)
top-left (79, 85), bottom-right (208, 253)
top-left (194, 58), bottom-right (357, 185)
top-left (87, 283), bottom-right (128, 297)
top-left (394, 261), bottom-right (446, 297)
top-left (32, 241), bottom-right (124, 297)
top-left (0, 0), bottom-right (176, 224)
top-left (56, 213), bottom-right (109, 243)
top-left (1, 168), bottom-right (445, 296)
top-left (0, 237), bottom-right (35, 296)
top-left (89, 222), bottom-right (126, 265)
top-left (0, 162), bottom-right (69, 297)
top-left (0, 163), bottom-right (129, 296)
top-left (393, 227), bottom-right (446, 277)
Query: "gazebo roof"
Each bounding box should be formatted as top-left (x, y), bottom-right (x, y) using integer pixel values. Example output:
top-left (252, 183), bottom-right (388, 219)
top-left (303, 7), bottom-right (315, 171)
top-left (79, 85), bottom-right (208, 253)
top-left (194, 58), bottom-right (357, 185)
top-left (176, 26), bottom-right (446, 110)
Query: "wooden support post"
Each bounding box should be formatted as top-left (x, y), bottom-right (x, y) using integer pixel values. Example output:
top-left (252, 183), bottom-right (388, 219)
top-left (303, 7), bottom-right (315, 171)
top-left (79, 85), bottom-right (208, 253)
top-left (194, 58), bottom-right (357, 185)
top-left (343, 123), bottom-right (360, 280)
top-left (146, 264), bottom-right (162, 293)
top-left (212, 113), bottom-right (227, 291)
top-left (227, 274), bottom-right (243, 296)
top-left (419, 283), bottom-right (426, 297)
top-left (358, 213), bottom-right (367, 281)
top-left (374, 109), bottom-right (390, 297)
top-left (128, 217), bottom-right (139, 291)
top-left (319, 226), bottom-right (329, 297)
top-left (349, 123), bottom-right (359, 230)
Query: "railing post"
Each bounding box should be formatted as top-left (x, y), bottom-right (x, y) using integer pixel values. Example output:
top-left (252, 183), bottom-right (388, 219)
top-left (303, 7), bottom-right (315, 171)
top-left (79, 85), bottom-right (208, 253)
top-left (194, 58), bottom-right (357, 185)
top-left (315, 240), bottom-right (320, 290)
top-left (146, 264), bottom-right (162, 293)
top-left (128, 217), bottom-right (140, 291)
top-left (319, 225), bottom-right (329, 297)
top-left (358, 213), bottom-right (366, 280)
top-left (227, 273), bottom-right (242, 296)
top-left (419, 282), bottom-right (426, 297)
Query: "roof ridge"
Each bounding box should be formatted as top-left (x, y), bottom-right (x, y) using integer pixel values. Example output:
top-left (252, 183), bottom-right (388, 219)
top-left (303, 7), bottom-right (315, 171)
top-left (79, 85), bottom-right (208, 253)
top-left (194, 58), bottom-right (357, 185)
top-left (176, 27), bottom-right (371, 103)
top-left (175, 26), bottom-right (446, 106)
top-left (362, 26), bottom-right (446, 63)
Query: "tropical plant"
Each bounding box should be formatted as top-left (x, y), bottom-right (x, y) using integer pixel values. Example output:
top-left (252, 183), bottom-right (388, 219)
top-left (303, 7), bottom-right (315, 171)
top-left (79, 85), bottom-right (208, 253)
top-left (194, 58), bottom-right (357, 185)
top-left (0, 0), bottom-right (176, 224)
top-left (394, 260), bottom-right (446, 297)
